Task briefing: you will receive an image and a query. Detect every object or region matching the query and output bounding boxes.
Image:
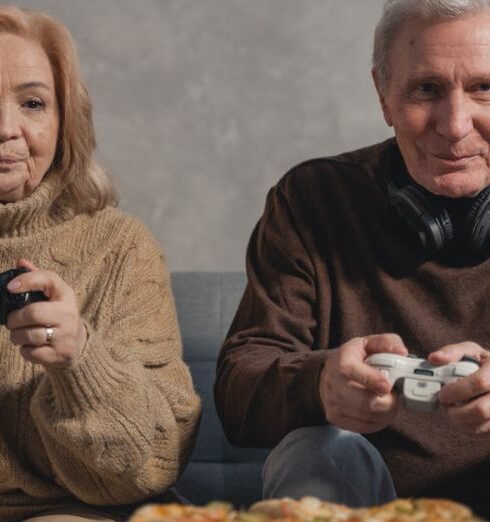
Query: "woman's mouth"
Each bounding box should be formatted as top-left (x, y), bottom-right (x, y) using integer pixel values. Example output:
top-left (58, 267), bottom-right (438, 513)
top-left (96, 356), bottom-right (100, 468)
top-left (0, 157), bottom-right (20, 171)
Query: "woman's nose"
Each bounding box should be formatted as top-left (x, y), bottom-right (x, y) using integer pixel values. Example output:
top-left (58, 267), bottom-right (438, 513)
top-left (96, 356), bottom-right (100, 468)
top-left (434, 92), bottom-right (474, 141)
top-left (0, 105), bottom-right (21, 141)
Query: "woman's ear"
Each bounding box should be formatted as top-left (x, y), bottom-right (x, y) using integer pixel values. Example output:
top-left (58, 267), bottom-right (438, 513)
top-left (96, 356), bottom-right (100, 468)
top-left (372, 67), bottom-right (393, 127)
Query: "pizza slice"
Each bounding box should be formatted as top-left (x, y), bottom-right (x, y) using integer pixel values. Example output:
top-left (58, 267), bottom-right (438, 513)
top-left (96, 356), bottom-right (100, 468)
top-left (128, 501), bottom-right (235, 522)
top-left (248, 496), bottom-right (353, 521)
top-left (356, 498), bottom-right (484, 521)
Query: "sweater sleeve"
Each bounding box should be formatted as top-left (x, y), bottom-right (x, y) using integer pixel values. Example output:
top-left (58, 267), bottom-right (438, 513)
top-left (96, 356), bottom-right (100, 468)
top-left (29, 223), bottom-right (201, 506)
top-left (215, 180), bottom-right (329, 449)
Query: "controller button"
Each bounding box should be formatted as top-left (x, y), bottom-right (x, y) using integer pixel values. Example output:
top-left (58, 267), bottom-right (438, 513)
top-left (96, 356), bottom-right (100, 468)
top-left (411, 381), bottom-right (441, 397)
top-left (414, 382), bottom-right (429, 395)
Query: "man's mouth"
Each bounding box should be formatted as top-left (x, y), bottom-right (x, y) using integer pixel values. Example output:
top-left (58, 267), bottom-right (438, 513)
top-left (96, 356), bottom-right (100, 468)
top-left (433, 152), bottom-right (479, 160)
top-left (430, 152), bottom-right (481, 167)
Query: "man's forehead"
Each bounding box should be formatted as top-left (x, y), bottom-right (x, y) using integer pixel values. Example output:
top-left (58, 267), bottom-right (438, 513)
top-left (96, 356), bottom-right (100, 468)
top-left (386, 11), bottom-right (490, 77)
top-left (395, 11), bottom-right (490, 50)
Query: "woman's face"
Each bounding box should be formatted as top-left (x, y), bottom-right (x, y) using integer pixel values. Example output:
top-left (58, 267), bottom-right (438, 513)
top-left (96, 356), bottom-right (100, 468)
top-left (0, 33), bottom-right (59, 202)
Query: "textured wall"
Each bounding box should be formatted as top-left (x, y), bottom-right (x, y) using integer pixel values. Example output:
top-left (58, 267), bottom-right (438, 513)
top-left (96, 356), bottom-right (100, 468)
top-left (12, 0), bottom-right (391, 270)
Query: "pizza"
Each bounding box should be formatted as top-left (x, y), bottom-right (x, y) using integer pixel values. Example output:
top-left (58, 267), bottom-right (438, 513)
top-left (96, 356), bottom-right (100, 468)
top-left (128, 495), bottom-right (484, 522)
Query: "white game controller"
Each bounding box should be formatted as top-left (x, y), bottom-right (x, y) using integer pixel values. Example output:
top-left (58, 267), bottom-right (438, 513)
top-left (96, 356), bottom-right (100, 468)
top-left (366, 353), bottom-right (479, 412)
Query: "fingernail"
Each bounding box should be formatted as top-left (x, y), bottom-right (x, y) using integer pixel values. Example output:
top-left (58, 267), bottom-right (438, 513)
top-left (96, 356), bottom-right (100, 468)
top-left (7, 280), bottom-right (21, 291)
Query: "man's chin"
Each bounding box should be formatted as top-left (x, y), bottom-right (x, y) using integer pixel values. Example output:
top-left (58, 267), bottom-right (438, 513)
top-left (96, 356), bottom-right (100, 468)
top-left (428, 172), bottom-right (490, 199)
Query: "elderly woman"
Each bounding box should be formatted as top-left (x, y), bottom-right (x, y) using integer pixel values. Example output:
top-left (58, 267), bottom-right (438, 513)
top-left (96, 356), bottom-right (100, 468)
top-left (0, 6), bottom-right (201, 522)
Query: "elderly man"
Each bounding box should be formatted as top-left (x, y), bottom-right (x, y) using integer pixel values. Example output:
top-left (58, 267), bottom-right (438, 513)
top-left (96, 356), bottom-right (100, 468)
top-left (215, 0), bottom-right (490, 518)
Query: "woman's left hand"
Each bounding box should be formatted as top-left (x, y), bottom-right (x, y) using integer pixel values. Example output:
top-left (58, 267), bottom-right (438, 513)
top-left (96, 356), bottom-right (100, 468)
top-left (5, 258), bottom-right (87, 368)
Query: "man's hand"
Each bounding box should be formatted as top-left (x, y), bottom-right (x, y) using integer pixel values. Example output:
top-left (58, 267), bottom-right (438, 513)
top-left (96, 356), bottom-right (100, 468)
top-left (431, 343), bottom-right (490, 435)
top-left (319, 334), bottom-right (409, 434)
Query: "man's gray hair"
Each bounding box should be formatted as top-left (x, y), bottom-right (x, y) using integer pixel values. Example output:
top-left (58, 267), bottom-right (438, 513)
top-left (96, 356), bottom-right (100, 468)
top-left (373, 0), bottom-right (490, 91)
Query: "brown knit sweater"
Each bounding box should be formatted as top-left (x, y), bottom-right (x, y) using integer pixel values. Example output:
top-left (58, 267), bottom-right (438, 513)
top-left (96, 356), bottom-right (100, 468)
top-left (215, 138), bottom-right (490, 518)
top-left (0, 173), bottom-right (201, 522)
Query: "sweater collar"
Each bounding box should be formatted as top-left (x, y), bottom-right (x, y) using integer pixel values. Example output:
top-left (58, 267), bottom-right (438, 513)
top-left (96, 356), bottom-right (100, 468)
top-left (0, 172), bottom-right (65, 238)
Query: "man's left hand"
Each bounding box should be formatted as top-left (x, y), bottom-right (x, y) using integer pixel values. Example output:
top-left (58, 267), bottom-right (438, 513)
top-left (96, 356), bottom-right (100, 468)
top-left (431, 343), bottom-right (490, 435)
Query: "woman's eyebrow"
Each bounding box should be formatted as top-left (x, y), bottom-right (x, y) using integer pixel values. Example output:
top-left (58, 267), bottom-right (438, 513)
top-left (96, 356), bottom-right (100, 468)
top-left (14, 81), bottom-right (51, 92)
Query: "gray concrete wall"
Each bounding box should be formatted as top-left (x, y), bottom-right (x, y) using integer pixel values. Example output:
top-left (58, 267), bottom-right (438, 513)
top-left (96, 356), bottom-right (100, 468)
top-left (12, 0), bottom-right (391, 270)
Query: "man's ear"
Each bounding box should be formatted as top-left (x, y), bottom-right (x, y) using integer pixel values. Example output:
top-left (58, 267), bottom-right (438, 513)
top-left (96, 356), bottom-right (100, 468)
top-left (372, 67), bottom-right (393, 127)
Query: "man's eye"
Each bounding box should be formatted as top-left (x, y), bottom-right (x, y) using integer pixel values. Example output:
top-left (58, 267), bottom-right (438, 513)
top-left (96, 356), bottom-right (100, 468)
top-left (478, 83), bottom-right (490, 91)
top-left (22, 99), bottom-right (45, 110)
top-left (417, 83), bottom-right (436, 94)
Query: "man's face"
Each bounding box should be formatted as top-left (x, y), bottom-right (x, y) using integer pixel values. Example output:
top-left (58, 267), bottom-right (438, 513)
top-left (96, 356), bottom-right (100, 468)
top-left (374, 11), bottom-right (490, 198)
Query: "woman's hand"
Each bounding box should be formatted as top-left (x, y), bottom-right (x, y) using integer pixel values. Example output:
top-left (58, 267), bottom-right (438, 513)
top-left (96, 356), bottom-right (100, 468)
top-left (319, 333), bottom-right (408, 434)
top-left (432, 343), bottom-right (490, 435)
top-left (5, 258), bottom-right (86, 368)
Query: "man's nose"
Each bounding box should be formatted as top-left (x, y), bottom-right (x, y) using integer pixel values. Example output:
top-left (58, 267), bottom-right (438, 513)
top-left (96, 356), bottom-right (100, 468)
top-left (434, 92), bottom-right (474, 141)
top-left (0, 105), bottom-right (21, 142)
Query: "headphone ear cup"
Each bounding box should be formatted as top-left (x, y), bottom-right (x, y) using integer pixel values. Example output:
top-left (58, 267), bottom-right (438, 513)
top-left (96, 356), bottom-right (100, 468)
top-left (388, 184), bottom-right (454, 253)
top-left (464, 185), bottom-right (490, 253)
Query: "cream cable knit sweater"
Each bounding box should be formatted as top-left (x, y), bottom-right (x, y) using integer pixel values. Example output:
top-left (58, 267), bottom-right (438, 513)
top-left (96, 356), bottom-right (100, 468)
top-left (0, 173), bottom-right (201, 521)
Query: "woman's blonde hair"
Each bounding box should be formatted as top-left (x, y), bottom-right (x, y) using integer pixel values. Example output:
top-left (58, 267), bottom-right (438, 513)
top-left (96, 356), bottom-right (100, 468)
top-left (0, 6), bottom-right (117, 214)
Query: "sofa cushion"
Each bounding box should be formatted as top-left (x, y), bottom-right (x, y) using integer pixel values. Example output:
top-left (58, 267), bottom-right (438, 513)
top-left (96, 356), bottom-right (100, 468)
top-left (171, 272), bottom-right (268, 507)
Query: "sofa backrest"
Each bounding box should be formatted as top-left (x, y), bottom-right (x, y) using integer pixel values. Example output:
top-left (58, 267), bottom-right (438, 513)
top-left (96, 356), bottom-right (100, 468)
top-left (171, 272), bottom-right (268, 508)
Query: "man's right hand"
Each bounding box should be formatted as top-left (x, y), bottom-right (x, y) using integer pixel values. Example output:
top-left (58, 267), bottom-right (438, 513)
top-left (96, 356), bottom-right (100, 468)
top-left (319, 334), bottom-right (409, 434)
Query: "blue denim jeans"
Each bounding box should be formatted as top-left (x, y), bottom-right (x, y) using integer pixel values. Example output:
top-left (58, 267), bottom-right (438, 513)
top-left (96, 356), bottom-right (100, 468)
top-left (262, 426), bottom-right (397, 508)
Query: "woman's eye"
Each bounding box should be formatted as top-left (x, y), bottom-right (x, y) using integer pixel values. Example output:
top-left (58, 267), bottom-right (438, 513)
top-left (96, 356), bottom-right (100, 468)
top-left (22, 99), bottom-right (45, 110)
top-left (478, 83), bottom-right (490, 92)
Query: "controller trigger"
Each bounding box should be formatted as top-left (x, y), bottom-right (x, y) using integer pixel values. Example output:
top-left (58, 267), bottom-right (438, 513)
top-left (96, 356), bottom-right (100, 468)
top-left (461, 355), bottom-right (480, 365)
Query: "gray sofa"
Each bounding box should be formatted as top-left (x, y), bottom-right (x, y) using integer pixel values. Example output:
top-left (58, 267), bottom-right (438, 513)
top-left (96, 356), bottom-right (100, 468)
top-left (172, 272), bottom-right (269, 508)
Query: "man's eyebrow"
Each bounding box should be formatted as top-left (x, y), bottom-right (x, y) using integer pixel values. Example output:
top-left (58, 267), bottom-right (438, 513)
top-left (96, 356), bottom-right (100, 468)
top-left (407, 72), bottom-right (490, 84)
top-left (406, 73), bottom-right (443, 83)
top-left (14, 81), bottom-right (51, 92)
top-left (467, 75), bottom-right (490, 84)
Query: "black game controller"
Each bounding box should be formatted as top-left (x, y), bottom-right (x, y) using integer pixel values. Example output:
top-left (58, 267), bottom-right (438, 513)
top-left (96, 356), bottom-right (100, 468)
top-left (0, 268), bottom-right (47, 325)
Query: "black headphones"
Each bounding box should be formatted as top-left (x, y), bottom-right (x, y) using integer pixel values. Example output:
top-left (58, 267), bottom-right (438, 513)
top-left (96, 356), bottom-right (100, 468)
top-left (384, 170), bottom-right (490, 255)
